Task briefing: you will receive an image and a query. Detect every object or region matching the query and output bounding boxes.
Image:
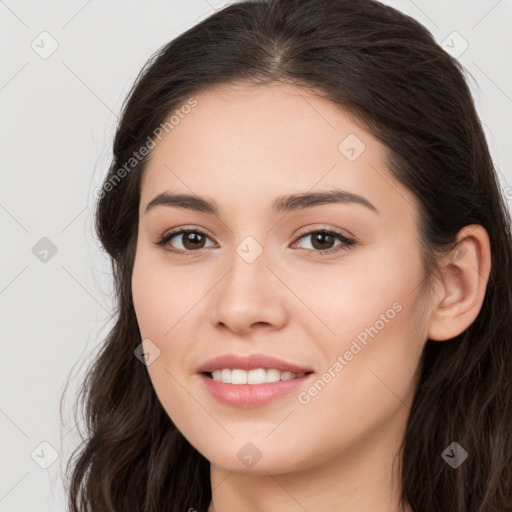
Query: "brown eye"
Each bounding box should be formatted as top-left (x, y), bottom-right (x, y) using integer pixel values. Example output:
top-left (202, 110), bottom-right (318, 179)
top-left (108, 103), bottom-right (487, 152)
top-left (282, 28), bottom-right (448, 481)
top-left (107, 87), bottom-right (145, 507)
top-left (155, 229), bottom-right (216, 254)
top-left (310, 232), bottom-right (336, 250)
top-left (179, 231), bottom-right (207, 250)
top-left (292, 229), bottom-right (356, 255)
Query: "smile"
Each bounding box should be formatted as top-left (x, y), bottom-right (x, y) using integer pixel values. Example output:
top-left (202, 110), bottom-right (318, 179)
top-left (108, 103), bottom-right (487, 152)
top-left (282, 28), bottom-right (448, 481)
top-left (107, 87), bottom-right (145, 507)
top-left (209, 368), bottom-right (308, 384)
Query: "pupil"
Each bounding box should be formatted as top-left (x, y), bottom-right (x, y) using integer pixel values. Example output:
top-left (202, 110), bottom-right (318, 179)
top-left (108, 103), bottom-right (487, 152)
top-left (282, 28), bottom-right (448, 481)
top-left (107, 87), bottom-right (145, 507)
top-left (312, 233), bottom-right (333, 250)
top-left (185, 232), bottom-right (204, 249)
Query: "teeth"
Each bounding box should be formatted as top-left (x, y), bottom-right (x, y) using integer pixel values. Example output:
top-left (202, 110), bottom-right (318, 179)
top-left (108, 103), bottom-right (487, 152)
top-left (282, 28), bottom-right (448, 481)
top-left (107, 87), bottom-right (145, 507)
top-left (231, 369), bottom-right (247, 385)
top-left (247, 368), bottom-right (266, 384)
top-left (210, 368), bottom-right (306, 384)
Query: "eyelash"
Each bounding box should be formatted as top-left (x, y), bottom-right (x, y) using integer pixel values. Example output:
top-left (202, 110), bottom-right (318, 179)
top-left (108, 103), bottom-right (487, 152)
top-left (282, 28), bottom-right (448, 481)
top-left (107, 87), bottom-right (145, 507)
top-left (154, 227), bottom-right (356, 257)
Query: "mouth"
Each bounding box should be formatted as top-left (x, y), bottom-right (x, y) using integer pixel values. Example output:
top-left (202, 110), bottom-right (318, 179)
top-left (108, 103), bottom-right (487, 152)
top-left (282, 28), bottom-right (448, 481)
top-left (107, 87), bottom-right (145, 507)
top-left (202, 368), bottom-right (314, 384)
top-left (199, 371), bottom-right (315, 408)
top-left (197, 353), bottom-right (315, 407)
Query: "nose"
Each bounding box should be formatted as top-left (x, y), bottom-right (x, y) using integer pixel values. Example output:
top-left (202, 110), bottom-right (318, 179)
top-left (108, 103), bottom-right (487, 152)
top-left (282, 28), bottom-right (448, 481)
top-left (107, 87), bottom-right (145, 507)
top-left (210, 245), bottom-right (288, 336)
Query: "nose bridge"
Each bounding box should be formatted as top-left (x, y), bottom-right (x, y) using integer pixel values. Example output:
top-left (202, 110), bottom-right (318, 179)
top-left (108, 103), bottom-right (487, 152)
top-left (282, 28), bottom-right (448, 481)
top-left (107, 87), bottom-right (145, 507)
top-left (211, 233), bottom-right (287, 332)
top-left (224, 233), bottom-right (271, 295)
top-left (235, 234), bottom-right (266, 266)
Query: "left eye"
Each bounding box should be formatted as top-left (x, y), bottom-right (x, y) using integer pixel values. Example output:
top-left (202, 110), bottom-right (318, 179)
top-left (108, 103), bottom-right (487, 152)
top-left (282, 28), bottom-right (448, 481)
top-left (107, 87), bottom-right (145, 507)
top-left (155, 228), bottom-right (356, 255)
top-left (292, 230), bottom-right (355, 253)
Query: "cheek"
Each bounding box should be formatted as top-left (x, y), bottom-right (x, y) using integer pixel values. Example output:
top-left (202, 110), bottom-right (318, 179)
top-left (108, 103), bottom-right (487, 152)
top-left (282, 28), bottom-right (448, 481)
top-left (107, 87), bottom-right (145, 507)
top-left (300, 250), bottom-right (425, 413)
top-left (296, 300), bottom-right (424, 456)
top-left (131, 251), bottom-right (203, 338)
top-left (131, 255), bottom-right (200, 428)
top-left (293, 247), bottom-right (413, 338)
top-left (131, 270), bottom-right (162, 339)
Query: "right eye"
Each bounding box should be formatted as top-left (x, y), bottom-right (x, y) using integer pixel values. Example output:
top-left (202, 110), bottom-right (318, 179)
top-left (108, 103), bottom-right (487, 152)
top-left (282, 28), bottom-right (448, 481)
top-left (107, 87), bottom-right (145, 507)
top-left (155, 229), bottom-right (217, 255)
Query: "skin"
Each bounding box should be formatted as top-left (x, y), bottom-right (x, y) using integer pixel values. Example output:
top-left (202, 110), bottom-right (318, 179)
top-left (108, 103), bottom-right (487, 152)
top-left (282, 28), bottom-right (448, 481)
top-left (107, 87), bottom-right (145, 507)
top-left (131, 82), bottom-right (491, 512)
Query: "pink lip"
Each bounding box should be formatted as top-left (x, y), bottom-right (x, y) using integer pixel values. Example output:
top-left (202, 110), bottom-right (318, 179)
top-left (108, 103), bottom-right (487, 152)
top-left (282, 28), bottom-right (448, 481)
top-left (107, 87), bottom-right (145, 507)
top-left (196, 353), bottom-right (313, 374)
top-left (196, 353), bottom-right (314, 408)
top-left (199, 373), bottom-right (315, 408)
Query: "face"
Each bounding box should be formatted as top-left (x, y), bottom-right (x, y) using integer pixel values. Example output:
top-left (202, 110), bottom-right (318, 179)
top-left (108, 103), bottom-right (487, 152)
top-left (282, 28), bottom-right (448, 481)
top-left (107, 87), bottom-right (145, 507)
top-left (131, 82), bottom-right (431, 475)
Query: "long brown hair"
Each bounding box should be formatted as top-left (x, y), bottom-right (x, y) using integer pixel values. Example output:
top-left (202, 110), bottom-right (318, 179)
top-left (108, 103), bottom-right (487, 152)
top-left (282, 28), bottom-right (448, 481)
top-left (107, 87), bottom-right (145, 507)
top-left (65, 0), bottom-right (512, 510)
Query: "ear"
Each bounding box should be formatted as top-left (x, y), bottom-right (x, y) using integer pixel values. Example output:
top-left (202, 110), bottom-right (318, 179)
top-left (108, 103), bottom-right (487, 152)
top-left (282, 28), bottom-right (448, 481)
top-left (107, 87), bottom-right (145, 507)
top-left (427, 224), bottom-right (492, 342)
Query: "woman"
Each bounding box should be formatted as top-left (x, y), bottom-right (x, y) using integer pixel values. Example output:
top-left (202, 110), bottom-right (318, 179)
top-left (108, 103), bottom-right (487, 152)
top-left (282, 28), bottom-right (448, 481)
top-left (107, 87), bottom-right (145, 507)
top-left (66, 0), bottom-right (512, 510)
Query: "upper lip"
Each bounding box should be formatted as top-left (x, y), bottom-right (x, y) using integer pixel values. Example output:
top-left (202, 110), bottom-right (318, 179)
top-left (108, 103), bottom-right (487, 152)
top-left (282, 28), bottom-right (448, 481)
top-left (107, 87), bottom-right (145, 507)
top-left (197, 353), bottom-right (314, 374)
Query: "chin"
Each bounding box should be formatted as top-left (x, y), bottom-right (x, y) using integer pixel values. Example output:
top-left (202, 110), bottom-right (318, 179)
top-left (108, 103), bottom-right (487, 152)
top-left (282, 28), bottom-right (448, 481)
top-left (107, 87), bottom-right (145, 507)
top-left (193, 437), bottom-right (313, 475)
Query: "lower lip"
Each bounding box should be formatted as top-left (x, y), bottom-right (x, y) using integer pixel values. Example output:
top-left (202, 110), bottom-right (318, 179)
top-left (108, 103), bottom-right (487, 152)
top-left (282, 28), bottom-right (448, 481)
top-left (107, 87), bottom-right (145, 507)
top-left (199, 373), bottom-right (314, 408)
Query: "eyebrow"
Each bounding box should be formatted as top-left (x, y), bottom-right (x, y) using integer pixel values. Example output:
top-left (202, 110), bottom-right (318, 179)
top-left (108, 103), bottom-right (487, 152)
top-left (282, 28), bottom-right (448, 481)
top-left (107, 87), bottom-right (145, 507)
top-left (145, 188), bottom-right (379, 216)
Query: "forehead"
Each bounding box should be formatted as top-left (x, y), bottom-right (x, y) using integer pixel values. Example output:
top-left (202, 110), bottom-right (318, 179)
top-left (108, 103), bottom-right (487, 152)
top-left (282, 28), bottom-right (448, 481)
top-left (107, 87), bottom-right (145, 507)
top-left (140, 82), bottom-right (417, 223)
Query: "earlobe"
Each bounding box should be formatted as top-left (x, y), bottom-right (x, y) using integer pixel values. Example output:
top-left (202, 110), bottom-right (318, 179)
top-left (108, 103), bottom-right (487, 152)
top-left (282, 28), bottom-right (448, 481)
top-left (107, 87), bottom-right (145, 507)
top-left (427, 224), bottom-right (491, 342)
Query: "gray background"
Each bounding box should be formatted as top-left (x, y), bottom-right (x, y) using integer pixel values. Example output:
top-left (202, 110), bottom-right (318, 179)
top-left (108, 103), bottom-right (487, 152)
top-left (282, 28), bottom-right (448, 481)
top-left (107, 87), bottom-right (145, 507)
top-left (1, 0), bottom-right (511, 510)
